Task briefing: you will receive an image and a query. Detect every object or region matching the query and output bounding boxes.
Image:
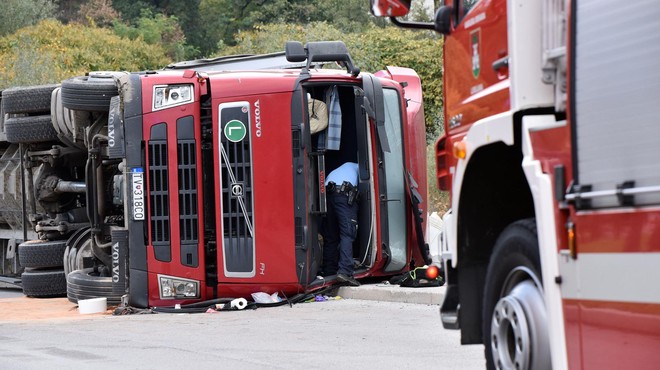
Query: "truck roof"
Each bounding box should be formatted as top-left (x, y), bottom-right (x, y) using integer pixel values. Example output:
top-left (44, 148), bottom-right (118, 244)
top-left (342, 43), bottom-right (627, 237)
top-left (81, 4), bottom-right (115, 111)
top-left (164, 41), bottom-right (361, 80)
top-left (164, 51), bottom-right (328, 72)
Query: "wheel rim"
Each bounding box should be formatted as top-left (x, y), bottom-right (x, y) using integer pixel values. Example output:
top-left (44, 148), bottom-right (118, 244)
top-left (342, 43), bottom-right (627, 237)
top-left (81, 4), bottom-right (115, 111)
top-left (491, 268), bottom-right (551, 370)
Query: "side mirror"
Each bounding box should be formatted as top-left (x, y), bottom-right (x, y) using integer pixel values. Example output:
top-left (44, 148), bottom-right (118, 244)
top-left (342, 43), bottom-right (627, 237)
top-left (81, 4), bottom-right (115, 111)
top-left (387, 5), bottom-right (453, 35)
top-left (434, 6), bottom-right (453, 35)
top-left (370, 0), bottom-right (411, 17)
top-left (285, 41), bottom-right (306, 63)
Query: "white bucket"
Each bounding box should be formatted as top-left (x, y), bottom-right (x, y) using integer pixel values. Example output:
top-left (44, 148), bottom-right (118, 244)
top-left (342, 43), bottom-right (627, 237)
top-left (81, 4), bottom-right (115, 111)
top-left (78, 297), bottom-right (107, 314)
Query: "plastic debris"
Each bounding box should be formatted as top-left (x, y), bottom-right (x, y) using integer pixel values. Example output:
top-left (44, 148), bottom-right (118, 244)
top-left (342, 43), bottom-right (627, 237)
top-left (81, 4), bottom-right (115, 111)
top-left (251, 292), bottom-right (282, 304)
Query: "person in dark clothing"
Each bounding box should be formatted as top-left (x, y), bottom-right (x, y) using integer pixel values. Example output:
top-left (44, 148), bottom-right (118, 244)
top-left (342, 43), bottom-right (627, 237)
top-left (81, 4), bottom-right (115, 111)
top-left (321, 162), bottom-right (360, 286)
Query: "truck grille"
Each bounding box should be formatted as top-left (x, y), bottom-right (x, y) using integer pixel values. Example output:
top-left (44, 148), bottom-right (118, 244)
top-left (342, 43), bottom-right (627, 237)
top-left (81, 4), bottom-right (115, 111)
top-left (148, 123), bottom-right (170, 262)
top-left (219, 102), bottom-right (255, 277)
top-left (177, 117), bottom-right (199, 267)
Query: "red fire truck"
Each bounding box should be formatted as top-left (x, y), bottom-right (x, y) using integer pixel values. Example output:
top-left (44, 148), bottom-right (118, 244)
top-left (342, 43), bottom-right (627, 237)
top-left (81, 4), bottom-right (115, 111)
top-left (0, 41), bottom-right (430, 308)
top-left (372, 0), bottom-right (660, 369)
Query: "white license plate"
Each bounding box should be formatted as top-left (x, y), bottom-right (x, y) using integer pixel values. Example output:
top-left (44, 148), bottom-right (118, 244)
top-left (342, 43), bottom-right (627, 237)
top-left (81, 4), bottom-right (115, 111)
top-left (131, 168), bottom-right (145, 220)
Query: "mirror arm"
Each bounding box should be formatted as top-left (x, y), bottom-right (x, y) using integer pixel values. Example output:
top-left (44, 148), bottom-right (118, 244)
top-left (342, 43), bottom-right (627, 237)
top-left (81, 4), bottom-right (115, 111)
top-left (389, 17), bottom-right (436, 30)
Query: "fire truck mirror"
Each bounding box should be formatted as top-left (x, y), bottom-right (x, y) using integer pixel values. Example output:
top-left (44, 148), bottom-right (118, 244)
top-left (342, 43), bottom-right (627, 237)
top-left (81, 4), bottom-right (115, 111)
top-left (370, 0), bottom-right (411, 17)
top-left (434, 6), bottom-right (453, 35)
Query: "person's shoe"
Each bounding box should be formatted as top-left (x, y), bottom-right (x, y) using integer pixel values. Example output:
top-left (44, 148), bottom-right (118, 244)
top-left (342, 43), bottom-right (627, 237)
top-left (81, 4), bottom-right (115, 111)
top-left (337, 273), bottom-right (360, 287)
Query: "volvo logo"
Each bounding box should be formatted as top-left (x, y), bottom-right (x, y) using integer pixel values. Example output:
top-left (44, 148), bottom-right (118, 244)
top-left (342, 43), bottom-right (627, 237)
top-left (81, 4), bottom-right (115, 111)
top-left (231, 183), bottom-right (244, 197)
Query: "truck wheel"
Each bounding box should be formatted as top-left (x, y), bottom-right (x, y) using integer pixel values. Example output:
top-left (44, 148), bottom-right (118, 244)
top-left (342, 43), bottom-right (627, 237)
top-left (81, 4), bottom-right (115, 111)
top-left (67, 268), bottom-right (122, 305)
top-left (21, 268), bottom-right (67, 298)
top-left (4, 115), bottom-right (58, 143)
top-left (61, 73), bottom-right (119, 112)
top-left (1, 84), bottom-right (59, 114)
top-left (18, 240), bottom-right (67, 269)
top-left (482, 219), bottom-right (551, 370)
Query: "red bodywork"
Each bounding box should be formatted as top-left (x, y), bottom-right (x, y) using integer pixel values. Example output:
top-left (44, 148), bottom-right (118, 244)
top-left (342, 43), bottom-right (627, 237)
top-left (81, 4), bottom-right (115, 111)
top-left (132, 67), bottom-right (427, 307)
top-left (437, 0), bottom-right (508, 195)
top-left (435, 0), bottom-right (660, 368)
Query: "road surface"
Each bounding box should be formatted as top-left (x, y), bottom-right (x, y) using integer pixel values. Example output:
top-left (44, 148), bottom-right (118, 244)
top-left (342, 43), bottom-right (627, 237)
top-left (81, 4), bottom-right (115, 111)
top-left (0, 294), bottom-right (485, 369)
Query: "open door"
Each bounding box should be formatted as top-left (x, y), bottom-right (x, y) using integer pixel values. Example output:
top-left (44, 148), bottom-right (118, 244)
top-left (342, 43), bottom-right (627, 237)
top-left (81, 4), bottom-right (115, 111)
top-left (364, 75), bottom-right (428, 272)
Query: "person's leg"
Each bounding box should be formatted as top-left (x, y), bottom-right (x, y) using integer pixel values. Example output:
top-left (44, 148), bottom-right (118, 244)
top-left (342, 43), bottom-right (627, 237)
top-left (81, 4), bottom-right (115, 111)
top-left (321, 195), bottom-right (339, 276)
top-left (334, 194), bottom-right (359, 276)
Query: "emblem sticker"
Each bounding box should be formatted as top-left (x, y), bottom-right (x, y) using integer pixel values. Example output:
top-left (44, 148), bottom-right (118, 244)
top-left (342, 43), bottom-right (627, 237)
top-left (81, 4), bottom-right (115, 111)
top-left (471, 28), bottom-right (481, 79)
top-left (231, 183), bottom-right (244, 197)
top-left (224, 119), bottom-right (247, 142)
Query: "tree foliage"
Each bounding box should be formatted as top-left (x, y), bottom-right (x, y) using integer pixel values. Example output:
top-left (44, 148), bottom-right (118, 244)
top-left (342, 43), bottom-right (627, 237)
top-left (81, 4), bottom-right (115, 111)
top-left (222, 23), bottom-right (444, 137)
top-left (1, 0), bottom-right (445, 138)
top-left (113, 9), bottom-right (193, 61)
top-left (0, 19), bottom-right (170, 88)
top-left (112, 0), bottom-right (202, 59)
top-left (77, 0), bottom-right (121, 27)
top-left (0, 0), bottom-right (57, 37)
top-left (200, 0), bottom-right (380, 57)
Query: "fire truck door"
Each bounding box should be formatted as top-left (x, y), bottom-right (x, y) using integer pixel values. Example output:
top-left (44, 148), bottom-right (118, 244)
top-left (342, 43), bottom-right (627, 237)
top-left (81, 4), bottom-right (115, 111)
top-left (443, 0), bottom-right (509, 130)
top-left (563, 2), bottom-right (660, 368)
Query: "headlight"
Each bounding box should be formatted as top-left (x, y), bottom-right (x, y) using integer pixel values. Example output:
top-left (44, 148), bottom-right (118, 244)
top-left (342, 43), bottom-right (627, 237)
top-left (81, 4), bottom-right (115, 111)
top-left (153, 84), bottom-right (193, 111)
top-left (158, 275), bottom-right (199, 299)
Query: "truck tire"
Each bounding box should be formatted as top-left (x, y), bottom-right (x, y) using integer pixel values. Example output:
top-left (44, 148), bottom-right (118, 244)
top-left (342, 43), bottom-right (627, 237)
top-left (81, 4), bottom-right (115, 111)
top-left (67, 268), bottom-right (122, 305)
top-left (18, 240), bottom-right (67, 269)
top-left (482, 219), bottom-right (551, 370)
top-left (4, 115), bottom-right (58, 143)
top-left (1, 84), bottom-right (59, 114)
top-left (61, 73), bottom-right (119, 112)
top-left (21, 268), bottom-right (67, 298)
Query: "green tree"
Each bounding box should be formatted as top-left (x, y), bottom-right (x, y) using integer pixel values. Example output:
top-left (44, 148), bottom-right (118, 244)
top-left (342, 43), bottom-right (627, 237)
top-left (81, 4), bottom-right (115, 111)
top-left (57, 0), bottom-right (87, 23)
top-left (0, 0), bottom-right (57, 37)
top-left (222, 22), bottom-right (443, 137)
top-left (199, 0), bottom-right (380, 57)
top-left (110, 0), bottom-right (155, 23)
top-left (113, 9), bottom-right (193, 61)
top-left (0, 19), bottom-right (170, 88)
top-left (77, 0), bottom-right (121, 27)
top-left (151, 0), bottom-right (205, 59)
top-left (111, 0), bottom-right (203, 59)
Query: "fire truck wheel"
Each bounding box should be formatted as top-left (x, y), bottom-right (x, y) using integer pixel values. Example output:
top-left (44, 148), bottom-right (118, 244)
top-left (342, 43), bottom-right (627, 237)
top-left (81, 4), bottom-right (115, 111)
top-left (61, 73), bottom-right (119, 112)
top-left (21, 268), bottom-right (67, 298)
top-left (482, 219), bottom-right (551, 370)
top-left (4, 115), bottom-right (59, 143)
top-left (67, 268), bottom-right (122, 305)
top-left (18, 240), bottom-right (67, 269)
top-left (1, 84), bottom-right (59, 114)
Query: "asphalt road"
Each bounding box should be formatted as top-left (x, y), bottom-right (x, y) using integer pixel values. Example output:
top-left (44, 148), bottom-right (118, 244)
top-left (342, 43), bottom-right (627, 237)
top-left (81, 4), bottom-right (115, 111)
top-left (0, 296), bottom-right (485, 370)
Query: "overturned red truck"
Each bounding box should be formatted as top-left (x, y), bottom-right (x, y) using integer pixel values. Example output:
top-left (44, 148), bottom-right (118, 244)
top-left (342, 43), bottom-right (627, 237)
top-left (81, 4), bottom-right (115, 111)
top-left (0, 41), bottom-right (430, 308)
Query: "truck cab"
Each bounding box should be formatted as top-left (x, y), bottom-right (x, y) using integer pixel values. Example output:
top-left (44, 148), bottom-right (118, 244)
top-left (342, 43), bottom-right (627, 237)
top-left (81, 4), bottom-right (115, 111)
top-left (0, 41), bottom-right (430, 309)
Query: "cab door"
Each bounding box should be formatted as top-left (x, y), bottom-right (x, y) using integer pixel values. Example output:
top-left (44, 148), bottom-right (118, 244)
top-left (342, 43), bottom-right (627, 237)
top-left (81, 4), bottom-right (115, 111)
top-left (444, 0), bottom-right (508, 132)
top-left (364, 74), bottom-right (430, 272)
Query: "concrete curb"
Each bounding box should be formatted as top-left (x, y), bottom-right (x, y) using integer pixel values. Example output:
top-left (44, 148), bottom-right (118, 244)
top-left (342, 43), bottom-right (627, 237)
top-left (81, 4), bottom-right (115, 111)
top-left (337, 284), bottom-right (445, 305)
